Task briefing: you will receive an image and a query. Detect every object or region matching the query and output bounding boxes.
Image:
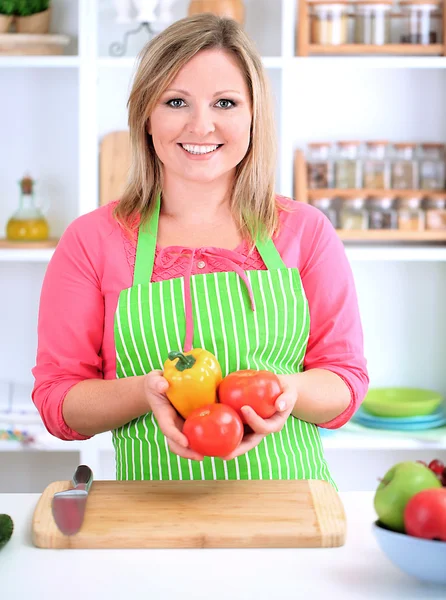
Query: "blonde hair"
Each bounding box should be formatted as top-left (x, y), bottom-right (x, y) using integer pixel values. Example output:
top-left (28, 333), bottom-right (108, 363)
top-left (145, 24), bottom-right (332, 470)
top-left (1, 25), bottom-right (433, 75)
top-left (114, 13), bottom-right (279, 243)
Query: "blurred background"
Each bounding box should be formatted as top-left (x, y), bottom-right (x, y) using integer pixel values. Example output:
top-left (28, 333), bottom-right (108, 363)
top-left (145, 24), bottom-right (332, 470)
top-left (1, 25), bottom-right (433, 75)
top-left (1, 0), bottom-right (446, 492)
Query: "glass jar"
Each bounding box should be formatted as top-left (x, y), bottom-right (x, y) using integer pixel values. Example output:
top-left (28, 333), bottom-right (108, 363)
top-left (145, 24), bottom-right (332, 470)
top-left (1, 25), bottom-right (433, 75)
top-left (400, 0), bottom-right (442, 44)
top-left (335, 141), bottom-right (362, 188)
top-left (6, 175), bottom-right (49, 242)
top-left (307, 143), bottom-right (333, 188)
top-left (309, 0), bottom-right (349, 45)
top-left (311, 197), bottom-right (338, 227)
top-left (419, 143), bottom-right (445, 190)
top-left (368, 196), bottom-right (398, 229)
top-left (391, 143), bottom-right (418, 189)
top-left (397, 196), bottom-right (425, 231)
top-left (424, 195), bottom-right (446, 229)
top-left (362, 141), bottom-right (390, 188)
top-left (355, 0), bottom-right (392, 44)
top-left (339, 197), bottom-right (368, 229)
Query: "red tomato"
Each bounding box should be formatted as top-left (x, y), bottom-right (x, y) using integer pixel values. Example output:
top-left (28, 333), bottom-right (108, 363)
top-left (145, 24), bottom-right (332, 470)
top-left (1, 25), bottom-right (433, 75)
top-left (183, 403), bottom-right (243, 458)
top-left (218, 369), bottom-right (282, 422)
top-left (404, 488), bottom-right (446, 541)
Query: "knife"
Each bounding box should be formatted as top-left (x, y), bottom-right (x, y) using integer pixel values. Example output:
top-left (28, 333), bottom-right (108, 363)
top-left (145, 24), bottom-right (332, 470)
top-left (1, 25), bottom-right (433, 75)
top-left (51, 465), bottom-right (93, 536)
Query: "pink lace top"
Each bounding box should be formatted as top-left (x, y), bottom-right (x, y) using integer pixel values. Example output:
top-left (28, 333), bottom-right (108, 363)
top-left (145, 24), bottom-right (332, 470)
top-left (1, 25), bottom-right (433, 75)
top-left (32, 196), bottom-right (369, 441)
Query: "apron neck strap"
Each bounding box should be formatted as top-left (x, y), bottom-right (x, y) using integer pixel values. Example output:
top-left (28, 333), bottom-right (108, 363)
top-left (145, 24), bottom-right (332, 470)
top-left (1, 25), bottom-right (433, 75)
top-left (133, 194), bottom-right (286, 286)
top-left (133, 194), bottom-right (160, 286)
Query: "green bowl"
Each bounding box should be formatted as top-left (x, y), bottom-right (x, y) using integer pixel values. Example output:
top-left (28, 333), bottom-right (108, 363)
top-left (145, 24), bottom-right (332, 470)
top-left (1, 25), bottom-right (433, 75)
top-left (362, 387), bottom-right (443, 418)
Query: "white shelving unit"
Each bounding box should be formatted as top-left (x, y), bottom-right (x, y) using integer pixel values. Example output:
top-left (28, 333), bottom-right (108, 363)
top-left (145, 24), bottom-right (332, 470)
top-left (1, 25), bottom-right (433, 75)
top-left (1, 0), bottom-right (446, 491)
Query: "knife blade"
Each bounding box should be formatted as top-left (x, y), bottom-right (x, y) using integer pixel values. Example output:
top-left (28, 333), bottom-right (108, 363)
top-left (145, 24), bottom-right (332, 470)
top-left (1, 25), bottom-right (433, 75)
top-left (51, 465), bottom-right (93, 536)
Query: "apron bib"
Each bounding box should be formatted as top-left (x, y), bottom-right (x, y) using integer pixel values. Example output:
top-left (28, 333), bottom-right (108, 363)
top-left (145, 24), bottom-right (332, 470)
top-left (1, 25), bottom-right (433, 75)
top-left (112, 197), bottom-right (335, 486)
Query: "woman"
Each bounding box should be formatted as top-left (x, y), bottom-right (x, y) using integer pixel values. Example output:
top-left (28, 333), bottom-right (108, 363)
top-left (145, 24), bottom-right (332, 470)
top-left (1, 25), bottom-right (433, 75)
top-left (32, 14), bottom-right (368, 485)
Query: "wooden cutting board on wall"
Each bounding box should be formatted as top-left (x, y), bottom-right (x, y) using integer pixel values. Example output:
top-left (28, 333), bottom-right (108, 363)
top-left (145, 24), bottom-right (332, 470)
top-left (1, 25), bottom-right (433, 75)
top-left (99, 130), bottom-right (131, 206)
top-left (32, 479), bottom-right (346, 549)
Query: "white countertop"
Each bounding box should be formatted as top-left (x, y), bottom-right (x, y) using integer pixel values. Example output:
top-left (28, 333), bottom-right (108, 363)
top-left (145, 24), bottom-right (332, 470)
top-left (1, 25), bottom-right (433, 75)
top-left (0, 491), bottom-right (445, 600)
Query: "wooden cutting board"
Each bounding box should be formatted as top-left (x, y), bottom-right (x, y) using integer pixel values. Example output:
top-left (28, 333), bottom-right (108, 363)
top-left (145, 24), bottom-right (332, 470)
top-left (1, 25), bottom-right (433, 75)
top-left (32, 479), bottom-right (346, 549)
top-left (99, 131), bottom-right (131, 206)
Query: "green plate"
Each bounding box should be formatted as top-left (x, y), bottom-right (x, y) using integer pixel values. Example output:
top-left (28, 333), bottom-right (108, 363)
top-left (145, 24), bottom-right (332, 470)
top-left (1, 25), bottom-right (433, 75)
top-left (362, 387), bottom-right (443, 418)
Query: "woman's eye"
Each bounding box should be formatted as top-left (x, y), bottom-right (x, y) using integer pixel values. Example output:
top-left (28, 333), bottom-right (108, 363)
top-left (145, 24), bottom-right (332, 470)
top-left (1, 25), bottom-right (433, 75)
top-left (167, 99), bottom-right (186, 108)
top-left (216, 99), bottom-right (235, 109)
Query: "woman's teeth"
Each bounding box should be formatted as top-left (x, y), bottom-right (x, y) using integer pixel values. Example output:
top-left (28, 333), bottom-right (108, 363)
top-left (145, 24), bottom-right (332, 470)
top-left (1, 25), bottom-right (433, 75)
top-left (181, 144), bottom-right (220, 155)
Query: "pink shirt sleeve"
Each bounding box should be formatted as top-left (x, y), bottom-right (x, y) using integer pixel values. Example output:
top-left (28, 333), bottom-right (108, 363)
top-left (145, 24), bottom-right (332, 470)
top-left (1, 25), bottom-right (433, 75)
top-left (31, 213), bottom-right (106, 441)
top-left (275, 198), bottom-right (369, 428)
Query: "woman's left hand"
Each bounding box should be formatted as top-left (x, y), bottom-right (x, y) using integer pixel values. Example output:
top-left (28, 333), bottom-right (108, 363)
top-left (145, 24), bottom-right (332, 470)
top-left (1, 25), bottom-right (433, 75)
top-left (221, 374), bottom-right (298, 461)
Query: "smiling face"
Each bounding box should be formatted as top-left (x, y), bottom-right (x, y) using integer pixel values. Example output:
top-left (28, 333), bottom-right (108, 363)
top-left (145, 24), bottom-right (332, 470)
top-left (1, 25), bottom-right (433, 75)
top-left (148, 48), bottom-right (252, 186)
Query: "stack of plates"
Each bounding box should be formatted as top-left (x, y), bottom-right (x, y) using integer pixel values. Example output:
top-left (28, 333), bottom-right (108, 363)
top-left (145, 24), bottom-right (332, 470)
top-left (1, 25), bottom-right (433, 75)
top-left (353, 387), bottom-right (446, 431)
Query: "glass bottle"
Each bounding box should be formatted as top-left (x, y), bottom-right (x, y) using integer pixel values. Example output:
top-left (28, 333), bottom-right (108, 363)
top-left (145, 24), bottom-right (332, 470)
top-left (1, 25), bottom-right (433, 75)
top-left (339, 197), bottom-right (368, 229)
top-left (368, 196), bottom-right (398, 229)
top-left (420, 143), bottom-right (445, 190)
top-left (311, 197), bottom-right (338, 227)
top-left (335, 141), bottom-right (362, 188)
top-left (307, 143), bottom-right (333, 189)
top-left (400, 0), bottom-right (442, 44)
top-left (6, 175), bottom-right (49, 242)
top-left (391, 143), bottom-right (418, 189)
top-left (309, 0), bottom-right (349, 45)
top-left (424, 195), bottom-right (446, 230)
top-left (397, 196), bottom-right (425, 231)
top-left (355, 0), bottom-right (392, 45)
top-left (362, 141), bottom-right (390, 188)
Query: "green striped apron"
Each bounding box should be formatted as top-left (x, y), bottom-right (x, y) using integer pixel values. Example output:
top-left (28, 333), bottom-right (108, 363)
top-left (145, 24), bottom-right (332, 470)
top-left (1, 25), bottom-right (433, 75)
top-left (112, 197), bottom-right (335, 486)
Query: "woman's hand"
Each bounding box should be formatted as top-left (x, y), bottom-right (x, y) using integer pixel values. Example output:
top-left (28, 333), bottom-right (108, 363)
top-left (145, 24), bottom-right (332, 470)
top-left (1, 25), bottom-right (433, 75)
top-left (143, 371), bottom-right (204, 461)
top-left (221, 374), bottom-right (298, 460)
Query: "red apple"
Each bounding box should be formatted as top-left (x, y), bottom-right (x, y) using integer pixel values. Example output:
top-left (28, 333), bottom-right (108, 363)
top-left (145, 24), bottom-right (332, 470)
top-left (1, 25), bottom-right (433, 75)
top-left (404, 488), bottom-right (446, 541)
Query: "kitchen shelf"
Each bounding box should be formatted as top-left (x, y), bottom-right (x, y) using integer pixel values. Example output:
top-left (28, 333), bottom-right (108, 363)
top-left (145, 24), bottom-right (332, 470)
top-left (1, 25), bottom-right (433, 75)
top-left (0, 55), bottom-right (79, 68)
top-left (293, 56), bottom-right (446, 68)
top-left (0, 248), bottom-right (55, 262)
top-left (338, 230), bottom-right (446, 242)
top-left (305, 44), bottom-right (445, 56)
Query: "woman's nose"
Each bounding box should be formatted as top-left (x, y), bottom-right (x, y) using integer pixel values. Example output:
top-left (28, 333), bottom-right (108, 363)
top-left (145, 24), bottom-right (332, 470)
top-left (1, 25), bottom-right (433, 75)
top-left (187, 107), bottom-right (216, 137)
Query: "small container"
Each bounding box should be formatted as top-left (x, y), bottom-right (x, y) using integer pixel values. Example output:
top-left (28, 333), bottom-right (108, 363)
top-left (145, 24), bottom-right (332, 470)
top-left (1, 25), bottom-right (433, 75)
top-left (6, 175), bottom-right (49, 242)
top-left (335, 141), bottom-right (362, 188)
top-left (391, 143), bottom-right (418, 189)
top-left (424, 195), bottom-right (446, 230)
top-left (309, 0), bottom-right (349, 45)
top-left (419, 143), bottom-right (445, 189)
top-left (355, 0), bottom-right (392, 45)
top-left (368, 196), bottom-right (398, 229)
top-left (400, 0), bottom-right (442, 44)
top-left (363, 141), bottom-right (390, 188)
top-left (397, 196), bottom-right (425, 231)
top-left (339, 197), bottom-right (368, 229)
top-left (307, 143), bottom-right (333, 188)
top-left (311, 197), bottom-right (338, 227)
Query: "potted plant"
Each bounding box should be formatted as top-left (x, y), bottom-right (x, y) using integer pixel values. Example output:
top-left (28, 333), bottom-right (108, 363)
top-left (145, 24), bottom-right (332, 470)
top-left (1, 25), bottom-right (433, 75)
top-left (0, 0), bottom-right (15, 33)
top-left (14, 0), bottom-right (51, 34)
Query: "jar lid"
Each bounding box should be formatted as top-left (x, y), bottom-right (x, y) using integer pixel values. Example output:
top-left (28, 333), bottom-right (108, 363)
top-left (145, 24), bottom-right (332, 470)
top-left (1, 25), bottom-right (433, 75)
top-left (308, 142), bottom-right (332, 147)
top-left (369, 196), bottom-right (395, 207)
top-left (399, 0), bottom-right (440, 5)
top-left (365, 140), bottom-right (389, 146)
top-left (421, 142), bottom-right (445, 149)
top-left (397, 196), bottom-right (423, 208)
top-left (393, 142), bottom-right (417, 148)
top-left (337, 141), bottom-right (362, 146)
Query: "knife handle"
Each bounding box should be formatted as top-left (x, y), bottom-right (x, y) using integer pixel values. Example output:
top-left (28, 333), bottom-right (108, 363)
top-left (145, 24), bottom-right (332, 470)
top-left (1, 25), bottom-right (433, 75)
top-left (73, 465), bottom-right (93, 492)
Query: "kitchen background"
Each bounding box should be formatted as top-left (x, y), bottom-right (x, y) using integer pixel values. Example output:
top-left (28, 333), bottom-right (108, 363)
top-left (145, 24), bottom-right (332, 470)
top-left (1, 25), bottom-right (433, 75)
top-left (1, 0), bottom-right (446, 493)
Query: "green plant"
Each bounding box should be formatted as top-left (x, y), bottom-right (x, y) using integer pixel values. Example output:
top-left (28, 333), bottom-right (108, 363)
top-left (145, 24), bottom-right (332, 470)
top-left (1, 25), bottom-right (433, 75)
top-left (0, 0), bottom-right (16, 16)
top-left (0, 514), bottom-right (13, 549)
top-left (14, 0), bottom-right (50, 17)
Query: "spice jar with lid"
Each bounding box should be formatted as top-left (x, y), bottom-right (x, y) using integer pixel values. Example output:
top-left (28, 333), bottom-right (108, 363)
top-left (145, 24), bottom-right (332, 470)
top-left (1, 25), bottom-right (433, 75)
top-left (335, 141), bottom-right (362, 188)
top-left (424, 195), bottom-right (446, 229)
top-left (339, 197), bottom-right (368, 229)
top-left (311, 197), bottom-right (338, 227)
top-left (419, 143), bottom-right (445, 189)
top-left (368, 196), bottom-right (398, 229)
top-left (400, 0), bottom-right (442, 44)
top-left (362, 141), bottom-right (390, 188)
top-left (391, 143), bottom-right (418, 189)
top-left (307, 143), bottom-right (333, 189)
top-left (397, 196), bottom-right (425, 231)
top-left (355, 0), bottom-right (392, 44)
top-left (309, 0), bottom-right (349, 45)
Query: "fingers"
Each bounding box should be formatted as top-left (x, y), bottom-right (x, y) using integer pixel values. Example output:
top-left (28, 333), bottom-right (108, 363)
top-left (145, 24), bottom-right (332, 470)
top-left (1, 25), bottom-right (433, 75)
top-left (150, 395), bottom-right (189, 448)
top-left (145, 370), bottom-right (169, 394)
top-left (241, 397), bottom-right (294, 435)
top-left (167, 437), bottom-right (205, 461)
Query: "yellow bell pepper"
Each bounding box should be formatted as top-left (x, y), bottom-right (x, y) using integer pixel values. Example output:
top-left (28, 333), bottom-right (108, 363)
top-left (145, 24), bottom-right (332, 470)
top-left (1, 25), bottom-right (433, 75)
top-left (163, 349), bottom-right (222, 419)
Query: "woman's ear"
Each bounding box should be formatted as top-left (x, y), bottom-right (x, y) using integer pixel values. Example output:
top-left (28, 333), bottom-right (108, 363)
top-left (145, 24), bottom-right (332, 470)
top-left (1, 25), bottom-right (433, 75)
top-left (146, 120), bottom-right (152, 135)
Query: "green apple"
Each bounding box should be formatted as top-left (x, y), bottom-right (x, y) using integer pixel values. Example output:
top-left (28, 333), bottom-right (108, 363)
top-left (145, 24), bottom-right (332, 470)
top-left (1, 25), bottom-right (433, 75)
top-left (374, 461), bottom-right (441, 533)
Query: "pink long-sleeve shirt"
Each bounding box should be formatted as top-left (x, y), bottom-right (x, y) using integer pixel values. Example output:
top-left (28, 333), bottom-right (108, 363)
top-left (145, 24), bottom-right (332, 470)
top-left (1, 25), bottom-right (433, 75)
top-left (32, 196), bottom-right (369, 441)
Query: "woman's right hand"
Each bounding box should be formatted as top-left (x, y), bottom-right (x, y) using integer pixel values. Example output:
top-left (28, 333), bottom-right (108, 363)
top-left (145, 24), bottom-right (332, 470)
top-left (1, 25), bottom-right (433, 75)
top-left (143, 371), bottom-right (204, 461)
